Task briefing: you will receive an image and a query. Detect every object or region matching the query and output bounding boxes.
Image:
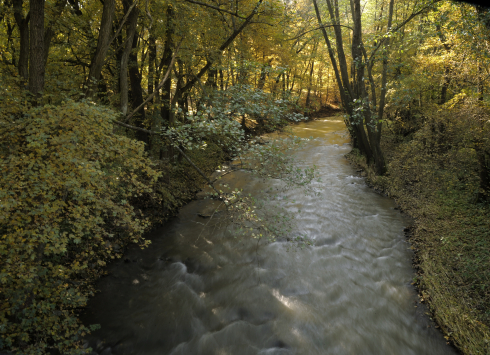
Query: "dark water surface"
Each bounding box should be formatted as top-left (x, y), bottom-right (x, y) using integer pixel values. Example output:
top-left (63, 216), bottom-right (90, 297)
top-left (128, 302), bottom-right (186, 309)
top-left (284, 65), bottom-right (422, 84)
top-left (82, 119), bottom-right (456, 355)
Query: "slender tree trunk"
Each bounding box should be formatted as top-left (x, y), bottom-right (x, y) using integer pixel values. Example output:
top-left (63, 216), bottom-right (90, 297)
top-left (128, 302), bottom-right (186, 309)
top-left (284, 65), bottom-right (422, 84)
top-left (371, 0), bottom-right (394, 174)
top-left (159, 4), bottom-right (174, 126)
top-left (148, 34), bottom-right (156, 97)
top-left (439, 66), bottom-right (451, 104)
top-left (312, 0), bottom-right (350, 109)
top-left (43, 0), bottom-right (67, 67)
top-left (435, 24), bottom-right (452, 105)
top-left (350, 0), bottom-right (373, 159)
top-left (257, 63), bottom-right (268, 90)
top-left (86, 0), bottom-right (115, 97)
top-left (282, 72), bottom-right (286, 98)
top-left (290, 70), bottom-right (295, 92)
top-left (129, 32), bottom-right (148, 144)
top-left (326, 67), bottom-right (330, 104)
top-left (13, 0), bottom-right (29, 82)
top-left (306, 61), bottom-right (314, 107)
top-left (219, 68), bottom-right (224, 90)
top-left (29, 0), bottom-right (45, 102)
top-left (120, 0), bottom-right (138, 115)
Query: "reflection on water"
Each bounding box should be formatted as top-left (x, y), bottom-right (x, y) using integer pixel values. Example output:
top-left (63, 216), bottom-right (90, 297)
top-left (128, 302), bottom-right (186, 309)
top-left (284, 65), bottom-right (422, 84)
top-left (82, 118), bottom-right (456, 355)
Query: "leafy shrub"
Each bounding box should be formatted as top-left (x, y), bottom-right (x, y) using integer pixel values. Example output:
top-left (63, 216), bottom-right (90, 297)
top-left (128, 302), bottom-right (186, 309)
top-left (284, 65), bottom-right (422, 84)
top-left (0, 100), bottom-right (161, 354)
top-left (205, 84), bottom-right (306, 132)
top-left (162, 85), bottom-right (307, 156)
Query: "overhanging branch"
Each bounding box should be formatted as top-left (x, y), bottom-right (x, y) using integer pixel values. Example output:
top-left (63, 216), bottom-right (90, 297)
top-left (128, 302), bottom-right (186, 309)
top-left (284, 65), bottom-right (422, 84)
top-left (113, 119), bottom-right (220, 194)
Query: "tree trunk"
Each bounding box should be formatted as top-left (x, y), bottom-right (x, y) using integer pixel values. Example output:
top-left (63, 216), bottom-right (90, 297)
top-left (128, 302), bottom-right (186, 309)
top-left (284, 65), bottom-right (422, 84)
top-left (129, 32), bottom-right (148, 144)
top-left (120, 0), bottom-right (138, 115)
top-left (435, 24), bottom-right (452, 105)
top-left (257, 63), bottom-right (268, 90)
top-left (29, 0), bottom-right (45, 102)
top-left (219, 68), bottom-right (224, 90)
top-left (159, 4), bottom-right (174, 126)
top-left (148, 34), bottom-right (156, 97)
top-left (86, 0), bottom-right (115, 97)
top-left (439, 66), bottom-right (451, 104)
top-left (13, 0), bottom-right (29, 82)
top-left (305, 61), bottom-right (314, 107)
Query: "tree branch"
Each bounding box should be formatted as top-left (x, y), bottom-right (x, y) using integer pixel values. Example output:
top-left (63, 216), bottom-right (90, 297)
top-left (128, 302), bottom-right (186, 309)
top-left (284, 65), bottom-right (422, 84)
top-left (123, 41), bottom-right (181, 123)
top-left (286, 24), bottom-right (354, 41)
top-left (367, 0), bottom-right (442, 66)
top-left (113, 120), bottom-right (220, 194)
top-left (183, 0), bottom-right (247, 18)
top-left (108, 0), bottom-right (138, 47)
top-left (179, 0), bottom-right (264, 94)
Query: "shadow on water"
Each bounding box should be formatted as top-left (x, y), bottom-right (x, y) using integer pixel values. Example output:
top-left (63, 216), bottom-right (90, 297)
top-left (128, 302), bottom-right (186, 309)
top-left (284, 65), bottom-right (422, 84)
top-left (81, 118), bottom-right (458, 355)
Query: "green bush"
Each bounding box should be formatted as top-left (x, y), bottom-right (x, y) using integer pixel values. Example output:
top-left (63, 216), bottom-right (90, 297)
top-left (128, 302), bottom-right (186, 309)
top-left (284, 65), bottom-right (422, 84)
top-left (0, 100), bottom-right (161, 354)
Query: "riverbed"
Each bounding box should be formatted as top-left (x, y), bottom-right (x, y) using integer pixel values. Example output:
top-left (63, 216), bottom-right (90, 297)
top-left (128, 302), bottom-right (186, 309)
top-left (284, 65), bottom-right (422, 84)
top-left (82, 118), bottom-right (456, 355)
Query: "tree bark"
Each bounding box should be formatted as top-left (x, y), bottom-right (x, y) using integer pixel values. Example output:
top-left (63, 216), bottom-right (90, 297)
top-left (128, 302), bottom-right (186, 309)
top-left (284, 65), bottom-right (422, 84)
top-left (29, 0), bottom-right (45, 101)
top-left (159, 4), bottom-right (174, 126)
top-left (257, 63), bottom-right (269, 90)
top-left (13, 0), bottom-right (29, 82)
top-left (148, 33), bottom-right (156, 97)
top-left (86, 0), bottom-right (115, 97)
top-left (120, 0), bottom-right (138, 115)
top-left (129, 31), bottom-right (148, 144)
top-left (306, 61), bottom-right (314, 107)
top-left (478, 61), bottom-right (484, 101)
top-left (435, 24), bottom-right (452, 105)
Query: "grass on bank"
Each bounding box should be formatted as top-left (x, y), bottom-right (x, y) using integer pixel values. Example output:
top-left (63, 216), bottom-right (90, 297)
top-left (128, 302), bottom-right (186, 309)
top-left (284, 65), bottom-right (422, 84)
top-left (347, 97), bottom-right (490, 355)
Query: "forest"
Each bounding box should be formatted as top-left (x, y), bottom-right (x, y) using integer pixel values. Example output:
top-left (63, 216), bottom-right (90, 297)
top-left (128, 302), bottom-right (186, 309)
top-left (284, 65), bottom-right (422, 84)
top-left (0, 0), bottom-right (489, 353)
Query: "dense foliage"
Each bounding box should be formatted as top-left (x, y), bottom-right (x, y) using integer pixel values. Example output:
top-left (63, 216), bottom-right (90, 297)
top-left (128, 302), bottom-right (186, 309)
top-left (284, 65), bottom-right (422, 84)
top-left (0, 99), bottom-right (163, 353)
top-left (1, 0), bottom-right (490, 353)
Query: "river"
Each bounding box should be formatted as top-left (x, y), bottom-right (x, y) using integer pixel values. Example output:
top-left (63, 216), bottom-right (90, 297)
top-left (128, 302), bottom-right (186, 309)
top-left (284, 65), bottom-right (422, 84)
top-left (82, 118), bottom-right (456, 355)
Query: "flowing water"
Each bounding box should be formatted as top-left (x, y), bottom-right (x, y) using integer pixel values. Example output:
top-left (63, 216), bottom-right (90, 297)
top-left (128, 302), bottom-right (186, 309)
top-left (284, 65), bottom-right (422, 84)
top-left (82, 118), bottom-right (456, 355)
